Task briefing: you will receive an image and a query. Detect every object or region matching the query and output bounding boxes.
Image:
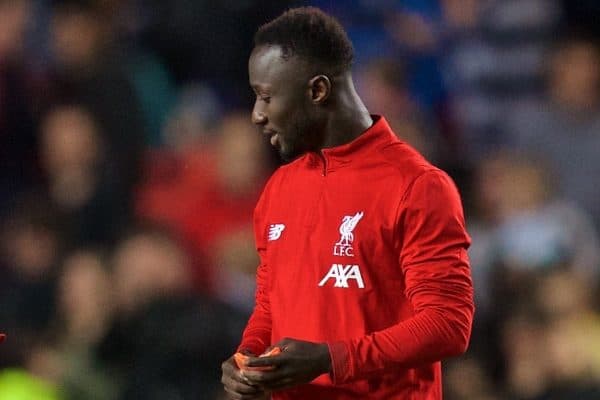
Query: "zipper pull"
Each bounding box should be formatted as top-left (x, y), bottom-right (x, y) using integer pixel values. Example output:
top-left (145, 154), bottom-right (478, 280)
top-left (319, 150), bottom-right (327, 176)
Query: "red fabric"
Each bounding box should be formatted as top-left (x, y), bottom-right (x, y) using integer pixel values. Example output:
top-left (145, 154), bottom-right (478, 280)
top-left (136, 149), bottom-right (212, 229)
top-left (239, 116), bottom-right (474, 399)
top-left (135, 148), bottom-right (262, 291)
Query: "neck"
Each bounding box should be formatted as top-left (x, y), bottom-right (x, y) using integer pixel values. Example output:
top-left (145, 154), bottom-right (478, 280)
top-left (320, 73), bottom-right (373, 149)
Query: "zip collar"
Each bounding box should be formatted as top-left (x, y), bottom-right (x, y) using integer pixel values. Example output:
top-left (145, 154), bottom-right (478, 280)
top-left (303, 115), bottom-right (396, 174)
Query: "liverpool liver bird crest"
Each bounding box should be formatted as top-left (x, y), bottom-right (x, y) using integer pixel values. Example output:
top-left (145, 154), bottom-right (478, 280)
top-left (336, 211), bottom-right (364, 246)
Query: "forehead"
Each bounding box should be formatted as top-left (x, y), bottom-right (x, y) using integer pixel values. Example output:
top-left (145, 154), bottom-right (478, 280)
top-left (249, 45), bottom-right (306, 89)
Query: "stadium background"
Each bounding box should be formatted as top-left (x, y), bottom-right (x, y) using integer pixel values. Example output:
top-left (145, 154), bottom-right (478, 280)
top-left (1, 0), bottom-right (600, 398)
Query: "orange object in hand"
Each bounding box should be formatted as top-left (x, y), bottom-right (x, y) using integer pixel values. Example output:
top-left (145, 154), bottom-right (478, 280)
top-left (234, 346), bottom-right (281, 371)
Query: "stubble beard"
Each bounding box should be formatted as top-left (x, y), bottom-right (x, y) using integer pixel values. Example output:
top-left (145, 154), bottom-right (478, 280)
top-left (278, 108), bottom-right (314, 163)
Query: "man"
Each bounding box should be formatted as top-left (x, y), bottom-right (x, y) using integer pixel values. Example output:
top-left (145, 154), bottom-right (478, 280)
top-left (221, 7), bottom-right (474, 400)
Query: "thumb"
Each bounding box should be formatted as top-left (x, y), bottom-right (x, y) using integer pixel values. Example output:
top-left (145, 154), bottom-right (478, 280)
top-left (238, 348), bottom-right (256, 356)
top-left (274, 337), bottom-right (297, 350)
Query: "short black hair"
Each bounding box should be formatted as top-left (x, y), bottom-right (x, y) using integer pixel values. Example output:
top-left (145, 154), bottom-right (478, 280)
top-left (254, 7), bottom-right (354, 73)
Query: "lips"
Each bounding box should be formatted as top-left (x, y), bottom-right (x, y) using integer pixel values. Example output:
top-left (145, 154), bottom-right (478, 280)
top-left (270, 133), bottom-right (279, 146)
top-left (263, 130), bottom-right (279, 147)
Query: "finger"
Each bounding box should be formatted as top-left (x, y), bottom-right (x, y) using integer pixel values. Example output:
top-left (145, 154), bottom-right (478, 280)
top-left (260, 346), bottom-right (281, 356)
top-left (223, 358), bottom-right (253, 380)
top-left (224, 368), bottom-right (260, 387)
top-left (273, 337), bottom-right (294, 347)
top-left (242, 369), bottom-right (287, 386)
top-left (222, 374), bottom-right (263, 395)
top-left (223, 385), bottom-right (266, 400)
top-left (239, 349), bottom-right (257, 356)
top-left (246, 355), bottom-right (285, 368)
top-left (244, 371), bottom-right (296, 392)
top-left (223, 361), bottom-right (261, 388)
top-left (222, 370), bottom-right (258, 387)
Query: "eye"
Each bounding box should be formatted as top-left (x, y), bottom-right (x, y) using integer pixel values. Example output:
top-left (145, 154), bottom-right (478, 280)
top-left (251, 87), bottom-right (271, 104)
top-left (257, 95), bottom-right (270, 104)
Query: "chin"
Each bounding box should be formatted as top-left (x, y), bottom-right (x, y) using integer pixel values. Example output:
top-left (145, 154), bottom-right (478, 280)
top-left (279, 148), bottom-right (301, 163)
top-left (279, 152), bottom-right (296, 163)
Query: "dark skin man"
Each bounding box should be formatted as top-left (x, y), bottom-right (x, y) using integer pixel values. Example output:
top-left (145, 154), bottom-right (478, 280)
top-left (220, 44), bottom-right (373, 400)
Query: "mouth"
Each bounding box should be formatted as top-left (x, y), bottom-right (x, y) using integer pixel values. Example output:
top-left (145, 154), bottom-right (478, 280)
top-left (263, 130), bottom-right (279, 147)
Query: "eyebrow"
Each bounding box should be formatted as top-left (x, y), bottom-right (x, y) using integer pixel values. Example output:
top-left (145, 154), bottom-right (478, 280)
top-left (250, 83), bottom-right (271, 92)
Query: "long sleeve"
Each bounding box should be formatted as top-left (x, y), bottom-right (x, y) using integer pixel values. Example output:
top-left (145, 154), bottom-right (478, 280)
top-left (328, 170), bottom-right (474, 383)
top-left (237, 192), bottom-right (272, 356)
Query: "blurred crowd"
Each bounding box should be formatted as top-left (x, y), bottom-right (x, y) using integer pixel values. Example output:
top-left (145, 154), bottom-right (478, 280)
top-left (0, 0), bottom-right (599, 399)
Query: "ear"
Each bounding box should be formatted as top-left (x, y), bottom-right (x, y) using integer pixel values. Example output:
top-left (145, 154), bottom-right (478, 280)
top-left (308, 75), bottom-right (331, 104)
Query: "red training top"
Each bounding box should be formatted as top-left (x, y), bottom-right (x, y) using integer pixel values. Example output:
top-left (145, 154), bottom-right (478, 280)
top-left (239, 116), bottom-right (474, 399)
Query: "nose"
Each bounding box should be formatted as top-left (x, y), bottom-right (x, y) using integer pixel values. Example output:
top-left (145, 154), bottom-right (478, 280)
top-left (252, 104), bottom-right (267, 126)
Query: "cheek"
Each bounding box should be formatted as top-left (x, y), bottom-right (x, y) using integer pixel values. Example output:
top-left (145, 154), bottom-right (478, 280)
top-left (270, 90), bottom-right (305, 125)
top-left (292, 105), bottom-right (318, 136)
top-left (269, 100), bottom-right (291, 126)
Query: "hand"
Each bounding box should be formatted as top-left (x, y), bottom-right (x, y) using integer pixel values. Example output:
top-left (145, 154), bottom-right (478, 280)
top-left (221, 352), bottom-right (270, 400)
top-left (241, 338), bottom-right (332, 392)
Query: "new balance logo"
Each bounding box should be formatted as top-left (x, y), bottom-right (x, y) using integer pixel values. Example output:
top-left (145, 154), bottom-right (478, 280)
top-left (268, 224), bottom-right (285, 241)
top-left (318, 264), bottom-right (365, 288)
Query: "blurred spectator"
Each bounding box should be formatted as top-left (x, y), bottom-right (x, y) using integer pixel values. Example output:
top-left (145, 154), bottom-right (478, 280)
top-left (123, 50), bottom-right (176, 147)
top-left (536, 272), bottom-right (600, 384)
top-left (444, 0), bottom-right (562, 161)
top-left (466, 150), bottom-right (600, 390)
top-left (46, 0), bottom-right (146, 208)
top-left (468, 151), bottom-right (600, 317)
top-left (312, 0), bottom-right (447, 121)
top-left (0, 0), bottom-right (40, 213)
top-left (467, 153), bottom-right (507, 317)
top-left (130, 0), bottom-right (292, 105)
top-left (34, 104), bottom-right (128, 246)
top-left (500, 271), bottom-right (600, 399)
top-left (182, 111), bottom-right (270, 292)
top-left (505, 34), bottom-right (600, 229)
top-left (355, 58), bottom-right (441, 163)
top-left (211, 226), bottom-right (259, 314)
top-left (134, 84), bottom-right (222, 244)
top-left (384, 1), bottom-right (447, 114)
top-left (44, 248), bottom-right (117, 399)
top-left (502, 308), bottom-right (550, 399)
top-left (98, 226), bottom-right (245, 400)
top-left (136, 111), bottom-right (270, 292)
top-left (493, 154), bottom-right (600, 278)
top-left (162, 83), bottom-right (224, 150)
top-left (0, 201), bottom-right (62, 368)
top-left (104, 0), bottom-right (178, 147)
top-left (443, 356), bottom-right (500, 400)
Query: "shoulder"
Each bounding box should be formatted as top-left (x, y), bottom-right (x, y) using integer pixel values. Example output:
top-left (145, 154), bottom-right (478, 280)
top-left (377, 136), bottom-right (440, 184)
top-left (399, 168), bottom-right (465, 225)
top-left (259, 159), bottom-right (300, 195)
top-left (374, 132), bottom-right (466, 219)
top-left (254, 159), bottom-right (302, 215)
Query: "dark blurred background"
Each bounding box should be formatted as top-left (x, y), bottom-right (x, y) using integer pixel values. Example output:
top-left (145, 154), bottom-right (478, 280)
top-left (0, 0), bottom-right (599, 399)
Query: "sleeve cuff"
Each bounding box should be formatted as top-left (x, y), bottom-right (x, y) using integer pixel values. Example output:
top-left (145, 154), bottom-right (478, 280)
top-left (327, 341), bottom-right (352, 384)
top-left (237, 340), bottom-right (267, 356)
